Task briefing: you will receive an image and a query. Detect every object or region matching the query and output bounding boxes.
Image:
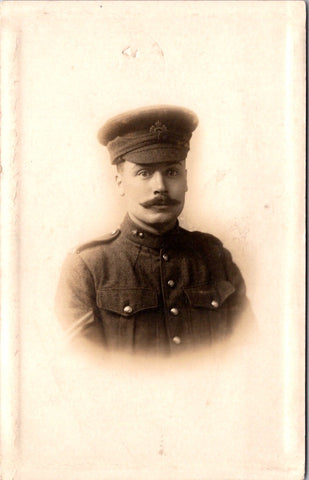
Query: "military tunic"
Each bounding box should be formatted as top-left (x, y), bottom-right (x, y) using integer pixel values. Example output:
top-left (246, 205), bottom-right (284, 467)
top-left (55, 215), bottom-right (247, 354)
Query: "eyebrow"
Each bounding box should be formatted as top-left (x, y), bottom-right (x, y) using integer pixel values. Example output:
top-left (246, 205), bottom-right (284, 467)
top-left (133, 162), bottom-right (183, 169)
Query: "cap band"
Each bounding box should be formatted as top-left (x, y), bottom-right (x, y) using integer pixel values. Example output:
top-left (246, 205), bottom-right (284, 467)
top-left (108, 130), bottom-right (191, 164)
top-left (121, 145), bottom-right (189, 165)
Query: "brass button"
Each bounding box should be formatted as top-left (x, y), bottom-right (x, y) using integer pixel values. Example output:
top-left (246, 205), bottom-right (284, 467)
top-left (162, 253), bottom-right (169, 261)
top-left (172, 336), bottom-right (181, 345)
top-left (211, 300), bottom-right (219, 308)
top-left (132, 230), bottom-right (138, 236)
top-left (167, 280), bottom-right (175, 288)
top-left (170, 307), bottom-right (179, 316)
top-left (123, 305), bottom-right (133, 314)
top-left (138, 232), bottom-right (144, 238)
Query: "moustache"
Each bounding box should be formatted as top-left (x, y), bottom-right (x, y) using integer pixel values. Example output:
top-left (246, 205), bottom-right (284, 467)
top-left (140, 196), bottom-right (181, 208)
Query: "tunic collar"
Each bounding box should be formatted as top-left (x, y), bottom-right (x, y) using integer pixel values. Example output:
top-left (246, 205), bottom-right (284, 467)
top-left (120, 213), bottom-right (181, 250)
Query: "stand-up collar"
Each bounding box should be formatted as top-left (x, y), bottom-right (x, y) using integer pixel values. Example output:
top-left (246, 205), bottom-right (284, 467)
top-left (120, 214), bottom-right (181, 250)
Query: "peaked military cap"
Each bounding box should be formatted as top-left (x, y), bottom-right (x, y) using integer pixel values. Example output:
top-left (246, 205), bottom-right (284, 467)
top-left (97, 105), bottom-right (199, 165)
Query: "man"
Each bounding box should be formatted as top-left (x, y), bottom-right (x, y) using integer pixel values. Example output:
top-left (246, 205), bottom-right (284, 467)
top-left (55, 105), bottom-right (248, 355)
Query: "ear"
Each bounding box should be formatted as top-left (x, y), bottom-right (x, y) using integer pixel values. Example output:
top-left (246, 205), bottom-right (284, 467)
top-left (115, 173), bottom-right (125, 196)
top-left (184, 169), bottom-right (188, 192)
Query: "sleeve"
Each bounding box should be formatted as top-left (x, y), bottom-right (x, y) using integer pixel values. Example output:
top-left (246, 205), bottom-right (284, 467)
top-left (55, 252), bottom-right (106, 347)
top-left (221, 245), bottom-right (249, 316)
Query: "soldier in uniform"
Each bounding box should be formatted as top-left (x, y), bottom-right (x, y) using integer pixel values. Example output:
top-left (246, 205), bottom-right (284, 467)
top-left (55, 105), bottom-right (248, 355)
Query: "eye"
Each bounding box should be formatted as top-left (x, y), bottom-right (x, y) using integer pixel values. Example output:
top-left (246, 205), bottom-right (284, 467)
top-left (166, 168), bottom-right (179, 177)
top-left (137, 169), bottom-right (151, 177)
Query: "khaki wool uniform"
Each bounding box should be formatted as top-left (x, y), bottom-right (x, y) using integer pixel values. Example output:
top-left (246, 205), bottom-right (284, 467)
top-left (56, 215), bottom-right (247, 354)
top-left (56, 105), bottom-right (248, 355)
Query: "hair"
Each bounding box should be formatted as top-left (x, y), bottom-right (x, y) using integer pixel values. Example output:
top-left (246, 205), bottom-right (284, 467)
top-left (116, 158), bottom-right (125, 173)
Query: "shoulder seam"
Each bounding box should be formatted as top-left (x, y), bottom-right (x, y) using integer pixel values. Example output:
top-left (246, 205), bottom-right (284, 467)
top-left (72, 229), bottom-right (121, 254)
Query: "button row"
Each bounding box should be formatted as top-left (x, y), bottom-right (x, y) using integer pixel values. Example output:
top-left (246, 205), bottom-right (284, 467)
top-left (132, 230), bottom-right (144, 238)
top-left (123, 304), bottom-right (181, 315)
top-left (163, 251), bottom-right (178, 341)
top-left (123, 306), bottom-right (181, 345)
top-left (124, 302), bottom-right (217, 316)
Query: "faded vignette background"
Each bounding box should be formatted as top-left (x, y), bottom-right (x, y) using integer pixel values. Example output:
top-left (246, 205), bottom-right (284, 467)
top-left (0, 2), bottom-right (305, 479)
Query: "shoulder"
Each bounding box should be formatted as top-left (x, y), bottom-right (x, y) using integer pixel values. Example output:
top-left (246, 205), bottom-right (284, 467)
top-left (180, 227), bottom-right (223, 249)
top-left (179, 227), bottom-right (237, 266)
top-left (180, 227), bottom-right (245, 290)
top-left (193, 231), bottom-right (223, 247)
top-left (62, 228), bottom-right (121, 277)
top-left (71, 229), bottom-right (121, 254)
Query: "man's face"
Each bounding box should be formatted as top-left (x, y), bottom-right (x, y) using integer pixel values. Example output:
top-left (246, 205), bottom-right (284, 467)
top-left (116, 160), bottom-right (188, 233)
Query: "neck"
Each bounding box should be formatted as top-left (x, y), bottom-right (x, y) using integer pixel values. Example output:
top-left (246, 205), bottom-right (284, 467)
top-left (128, 213), bottom-right (177, 236)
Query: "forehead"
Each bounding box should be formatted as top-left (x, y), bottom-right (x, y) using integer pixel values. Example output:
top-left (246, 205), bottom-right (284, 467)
top-left (123, 160), bottom-right (185, 172)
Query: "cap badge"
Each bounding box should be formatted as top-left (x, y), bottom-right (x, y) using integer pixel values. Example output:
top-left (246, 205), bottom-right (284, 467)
top-left (149, 121), bottom-right (169, 141)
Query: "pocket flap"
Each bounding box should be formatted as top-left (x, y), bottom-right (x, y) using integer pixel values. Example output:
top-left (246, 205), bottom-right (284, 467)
top-left (184, 280), bottom-right (235, 309)
top-left (97, 288), bottom-right (158, 316)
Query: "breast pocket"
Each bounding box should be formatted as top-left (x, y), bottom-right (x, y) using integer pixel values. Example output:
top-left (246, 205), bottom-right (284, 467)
top-left (184, 280), bottom-right (236, 342)
top-left (96, 288), bottom-right (159, 349)
top-left (184, 280), bottom-right (236, 310)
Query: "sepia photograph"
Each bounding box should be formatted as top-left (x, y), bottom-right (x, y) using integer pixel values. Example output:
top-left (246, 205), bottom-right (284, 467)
top-left (0, 1), bottom-right (305, 479)
top-left (56, 103), bottom-right (252, 357)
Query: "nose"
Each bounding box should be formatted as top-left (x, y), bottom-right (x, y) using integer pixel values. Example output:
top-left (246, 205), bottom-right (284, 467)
top-left (152, 171), bottom-right (167, 194)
